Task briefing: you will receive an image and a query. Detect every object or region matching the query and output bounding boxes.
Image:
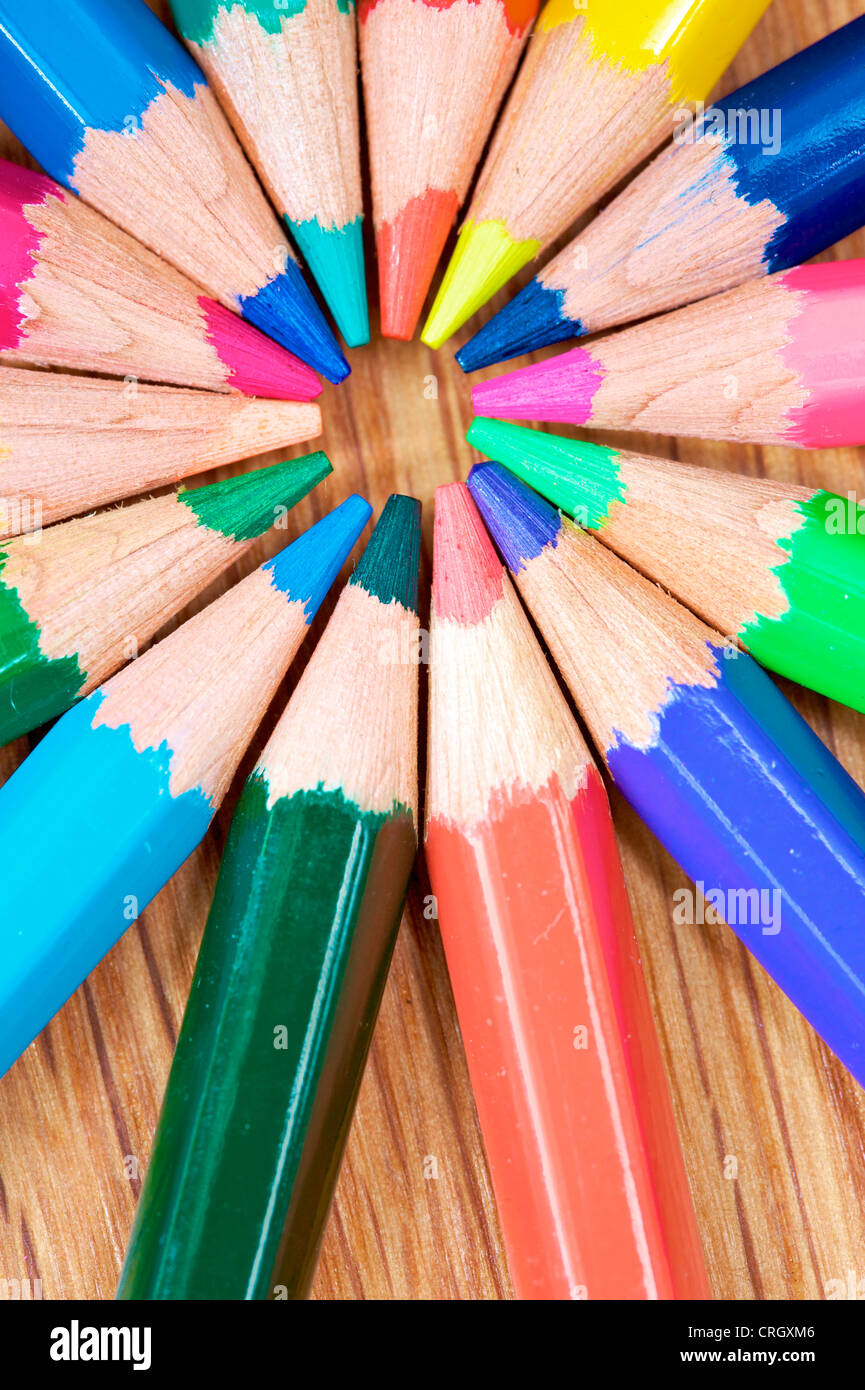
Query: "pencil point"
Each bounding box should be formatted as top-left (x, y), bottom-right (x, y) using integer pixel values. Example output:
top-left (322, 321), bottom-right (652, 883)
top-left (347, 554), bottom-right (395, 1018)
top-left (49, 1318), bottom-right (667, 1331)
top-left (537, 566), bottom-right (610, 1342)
top-left (457, 278), bottom-right (580, 372)
top-left (351, 494), bottom-right (422, 613)
top-left (378, 189), bottom-right (459, 340)
top-left (239, 260), bottom-right (351, 384)
top-left (179, 452), bottom-right (332, 542)
top-left (472, 346), bottom-right (602, 425)
top-left (288, 214), bottom-right (370, 350)
top-left (467, 418), bottom-right (623, 527)
top-left (467, 462), bottom-right (559, 572)
top-left (199, 298), bottom-right (322, 401)
top-left (265, 494), bottom-right (372, 618)
top-left (433, 482), bottom-right (503, 625)
top-left (421, 219), bottom-right (539, 348)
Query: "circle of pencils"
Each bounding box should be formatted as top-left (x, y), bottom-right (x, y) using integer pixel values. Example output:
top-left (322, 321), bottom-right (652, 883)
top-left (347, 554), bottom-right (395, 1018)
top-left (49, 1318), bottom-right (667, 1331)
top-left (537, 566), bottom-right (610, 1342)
top-left (1, 0), bottom-right (865, 1311)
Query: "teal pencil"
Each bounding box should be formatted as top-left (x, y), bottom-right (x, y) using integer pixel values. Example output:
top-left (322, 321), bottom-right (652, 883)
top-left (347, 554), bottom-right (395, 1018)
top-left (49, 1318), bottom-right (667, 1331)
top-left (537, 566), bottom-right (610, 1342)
top-left (171, 0), bottom-right (369, 348)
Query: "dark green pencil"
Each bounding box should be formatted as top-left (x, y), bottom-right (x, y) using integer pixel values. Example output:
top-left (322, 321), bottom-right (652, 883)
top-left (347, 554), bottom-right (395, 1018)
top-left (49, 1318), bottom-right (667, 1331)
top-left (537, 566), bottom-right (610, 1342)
top-left (117, 493), bottom-right (421, 1300)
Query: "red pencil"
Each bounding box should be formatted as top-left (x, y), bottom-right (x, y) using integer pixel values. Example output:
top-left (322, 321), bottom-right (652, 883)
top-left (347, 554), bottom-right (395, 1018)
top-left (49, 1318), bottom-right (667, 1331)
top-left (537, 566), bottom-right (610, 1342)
top-left (425, 482), bottom-right (709, 1300)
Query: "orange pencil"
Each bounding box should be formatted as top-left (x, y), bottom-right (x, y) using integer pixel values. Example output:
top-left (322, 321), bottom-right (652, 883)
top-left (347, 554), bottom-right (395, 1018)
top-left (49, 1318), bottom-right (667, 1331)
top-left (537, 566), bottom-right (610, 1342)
top-left (359, 0), bottom-right (537, 339)
top-left (425, 482), bottom-right (708, 1300)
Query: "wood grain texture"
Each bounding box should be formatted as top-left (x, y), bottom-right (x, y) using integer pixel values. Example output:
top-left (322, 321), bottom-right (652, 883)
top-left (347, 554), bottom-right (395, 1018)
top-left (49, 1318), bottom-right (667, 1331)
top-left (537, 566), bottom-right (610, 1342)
top-left (1, 0), bottom-right (865, 1302)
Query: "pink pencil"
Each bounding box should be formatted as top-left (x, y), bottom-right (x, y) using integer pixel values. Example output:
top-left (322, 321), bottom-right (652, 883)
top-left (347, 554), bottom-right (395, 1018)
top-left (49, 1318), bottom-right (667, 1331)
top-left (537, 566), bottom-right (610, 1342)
top-left (473, 261), bottom-right (865, 448)
top-left (0, 157), bottom-right (320, 400)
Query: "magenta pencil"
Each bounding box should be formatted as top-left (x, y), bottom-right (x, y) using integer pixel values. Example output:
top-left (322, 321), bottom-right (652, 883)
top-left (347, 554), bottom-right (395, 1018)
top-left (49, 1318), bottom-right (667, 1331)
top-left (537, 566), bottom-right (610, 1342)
top-left (473, 261), bottom-right (865, 448)
top-left (0, 157), bottom-right (320, 399)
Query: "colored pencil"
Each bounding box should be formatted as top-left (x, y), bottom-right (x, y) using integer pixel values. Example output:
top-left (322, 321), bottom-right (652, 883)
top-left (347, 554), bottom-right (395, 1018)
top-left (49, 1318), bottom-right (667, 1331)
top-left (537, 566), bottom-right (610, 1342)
top-left (0, 494), bottom-right (371, 1081)
top-left (468, 418), bottom-right (865, 714)
top-left (0, 0), bottom-right (349, 383)
top-left (0, 156), bottom-right (320, 399)
top-left (171, 0), bottom-right (369, 349)
top-left (117, 494), bottom-right (419, 1301)
top-left (0, 452), bottom-right (331, 748)
top-left (459, 16), bottom-right (865, 370)
top-left (472, 261), bottom-right (865, 448)
top-left (468, 462), bottom-right (865, 1091)
top-left (425, 482), bottom-right (708, 1301)
top-left (0, 366), bottom-right (321, 538)
top-left (421, 0), bottom-right (770, 347)
top-left (359, 0), bottom-right (537, 340)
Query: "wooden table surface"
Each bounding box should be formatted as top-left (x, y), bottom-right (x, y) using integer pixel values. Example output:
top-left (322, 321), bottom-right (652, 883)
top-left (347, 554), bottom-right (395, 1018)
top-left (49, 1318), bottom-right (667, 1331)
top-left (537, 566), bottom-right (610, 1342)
top-left (2, 0), bottom-right (865, 1303)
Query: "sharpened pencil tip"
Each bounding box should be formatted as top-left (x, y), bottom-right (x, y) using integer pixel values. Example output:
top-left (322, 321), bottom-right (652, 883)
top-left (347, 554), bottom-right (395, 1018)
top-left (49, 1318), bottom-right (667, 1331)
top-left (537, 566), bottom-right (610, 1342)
top-left (467, 419), bottom-right (624, 528)
top-left (288, 214), bottom-right (370, 349)
top-left (265, 493), bottom-right (372, 617)
top-left (179, 452), bottom-right (332, 542)
top-left (457, 278), bottom-right (580, 373)
top-left (351, 494), bottom-right (422, 613)
top-left (433, 483), bottom-right (504, 625)
top-left (422, 219), bottom-right (539, 348)
top-left (467, 462), bottom-right (560, 572)
top-left (378, 189), bottom-right (459, 340)
top-left (239, 260), bottom-right (351, 384)
top-left (199, 298), bottom-right (323, 400)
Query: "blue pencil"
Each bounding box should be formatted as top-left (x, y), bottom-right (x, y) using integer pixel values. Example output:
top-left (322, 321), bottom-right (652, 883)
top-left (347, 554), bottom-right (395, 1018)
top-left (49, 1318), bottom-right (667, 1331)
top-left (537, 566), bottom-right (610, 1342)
top-left (458, 15), bottom-right (865, 371)
top-left (467, 462), bottom-right (865, 1090)
top-left (0, 494), bottom-right (371, 1079)
top-left (0, 0), bottom-right (349, 383)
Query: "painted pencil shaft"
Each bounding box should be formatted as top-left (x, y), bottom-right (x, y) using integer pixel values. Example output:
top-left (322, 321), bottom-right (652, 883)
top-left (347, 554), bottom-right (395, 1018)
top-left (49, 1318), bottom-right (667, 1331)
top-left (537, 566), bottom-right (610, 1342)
top-left (0, 156), bottom-right (320, 398)
top-left (0, 496), bottom-right (371, 1079)
top-left (459, 16), bottom-right (865, 369)
top-left (468, 463), bottom-right (865, 1090)
top-left (0, 453), bottom-right (331, 746)
top-left (472, 261), bottom-right (865, 448)
top-left (468, 417), bottom-right (865, 713)
top-left (359, 0), bottom-right (536, 339)
top-left (172, 0), bottom-right (369, 348)
top-left (0, 366), bottom-right (322, 537)
top-left (0, 0), bottom-right (348, 382)
top-left (118, 496), bottom-right (419, 1300)
top-left (422, 0), bottom-right (770, 346)
top-left (426, 483), bottom-right (707, 1299)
